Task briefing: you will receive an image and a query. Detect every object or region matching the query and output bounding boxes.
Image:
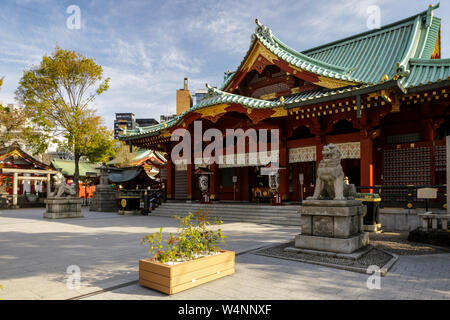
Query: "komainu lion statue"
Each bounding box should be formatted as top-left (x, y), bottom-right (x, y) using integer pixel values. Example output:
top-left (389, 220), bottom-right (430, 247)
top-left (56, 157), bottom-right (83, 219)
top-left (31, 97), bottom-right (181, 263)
top-left (307, 143), bottom-right (356, 200)
top-left (49, 172), bottom-right (77, 198)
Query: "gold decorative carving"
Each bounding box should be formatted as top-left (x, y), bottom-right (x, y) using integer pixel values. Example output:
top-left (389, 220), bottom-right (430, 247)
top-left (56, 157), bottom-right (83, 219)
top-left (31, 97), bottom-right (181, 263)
top-left (270, 107), bottom-right (287, 118)
top-left (198, 104), bottom-right (229, 118)
top-left (259, 92), bottom-right (277, 100)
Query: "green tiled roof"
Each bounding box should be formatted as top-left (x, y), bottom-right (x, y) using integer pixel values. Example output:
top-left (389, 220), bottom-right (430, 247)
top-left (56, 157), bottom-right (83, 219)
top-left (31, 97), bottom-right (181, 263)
top-left (51, 159), bottom-right (100, 177)
top-left (401, 58), bottom-right (450, 88)
top-left (123, 85), bottom-right (283, 138)
top-left (108, 148), bottom-right (167, 165)
top-left (302, 5), bottom-right (441, 83)
top-left (108, 148), bottom-right (152, 165)
top-left (221, 4), bottom-right (441, 89)
top-left (198, 85), bottom-right (281, 108)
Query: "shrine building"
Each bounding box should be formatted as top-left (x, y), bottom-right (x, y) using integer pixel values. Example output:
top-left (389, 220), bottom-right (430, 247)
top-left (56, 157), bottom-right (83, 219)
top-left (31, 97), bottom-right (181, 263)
top-left (119, 5), bottom-right (449, 205)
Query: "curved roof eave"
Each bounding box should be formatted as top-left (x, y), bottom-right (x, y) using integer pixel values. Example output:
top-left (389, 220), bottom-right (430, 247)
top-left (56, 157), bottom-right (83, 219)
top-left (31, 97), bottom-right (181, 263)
top-left (118, 85), bottom-right (283, 140)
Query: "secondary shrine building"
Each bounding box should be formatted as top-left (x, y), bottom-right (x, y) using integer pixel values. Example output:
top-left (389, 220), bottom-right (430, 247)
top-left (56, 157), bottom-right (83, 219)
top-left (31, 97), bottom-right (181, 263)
top-left (120, 5), bottom-right (450, 204)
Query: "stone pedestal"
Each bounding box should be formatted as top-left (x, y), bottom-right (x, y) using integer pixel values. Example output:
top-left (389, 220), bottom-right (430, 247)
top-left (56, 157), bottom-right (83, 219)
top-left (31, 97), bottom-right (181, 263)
top-left (90, 185), bottom-right (117, 212)
top-left (295, 199), bottom-right (369, 254)
top-left (44, 197), bottom-right (83, 219)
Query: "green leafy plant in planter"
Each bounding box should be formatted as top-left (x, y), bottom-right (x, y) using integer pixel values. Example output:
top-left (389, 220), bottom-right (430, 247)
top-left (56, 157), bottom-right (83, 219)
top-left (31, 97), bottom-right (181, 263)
top-left (141, 209), bottom-right (226, 264)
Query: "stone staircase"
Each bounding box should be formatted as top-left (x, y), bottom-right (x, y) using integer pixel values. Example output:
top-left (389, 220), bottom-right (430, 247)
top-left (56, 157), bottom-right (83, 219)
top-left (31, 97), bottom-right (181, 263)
top-left (150, 201), bottom-right (302, 226)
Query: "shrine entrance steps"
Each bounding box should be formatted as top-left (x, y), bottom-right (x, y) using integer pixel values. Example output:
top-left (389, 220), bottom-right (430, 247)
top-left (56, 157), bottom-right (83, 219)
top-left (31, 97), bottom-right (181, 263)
top-left (150, 201), bottom-right (302, 226)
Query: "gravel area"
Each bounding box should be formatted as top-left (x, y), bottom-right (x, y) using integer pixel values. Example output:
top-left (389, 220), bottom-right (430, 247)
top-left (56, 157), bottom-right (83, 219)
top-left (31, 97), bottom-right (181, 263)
top-left (253, 242), bottom-right (393, 269)
top-left (370, 231), bottom-right (450, 255)
top-left (251, 231), bottom-right (450, 273)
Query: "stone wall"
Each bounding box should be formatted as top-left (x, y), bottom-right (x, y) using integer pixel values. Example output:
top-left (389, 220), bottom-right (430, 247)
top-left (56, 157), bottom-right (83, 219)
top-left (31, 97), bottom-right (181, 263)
top-left (379, 208), bottom-right (440, 231)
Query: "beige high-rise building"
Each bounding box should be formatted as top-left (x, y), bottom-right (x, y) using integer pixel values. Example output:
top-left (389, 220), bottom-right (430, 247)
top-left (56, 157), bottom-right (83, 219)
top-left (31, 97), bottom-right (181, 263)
top-left (176, 78), bottom-right (193, 115)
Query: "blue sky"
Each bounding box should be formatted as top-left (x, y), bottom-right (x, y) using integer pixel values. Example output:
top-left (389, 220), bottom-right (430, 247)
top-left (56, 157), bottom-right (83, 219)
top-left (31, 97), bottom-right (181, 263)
top-left (0, 0), bottom-right (448, 129)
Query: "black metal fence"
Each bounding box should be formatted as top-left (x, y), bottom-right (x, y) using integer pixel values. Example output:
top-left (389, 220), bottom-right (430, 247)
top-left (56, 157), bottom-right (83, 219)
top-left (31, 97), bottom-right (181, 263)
top-left (356, 185), bottom-right (446, 209)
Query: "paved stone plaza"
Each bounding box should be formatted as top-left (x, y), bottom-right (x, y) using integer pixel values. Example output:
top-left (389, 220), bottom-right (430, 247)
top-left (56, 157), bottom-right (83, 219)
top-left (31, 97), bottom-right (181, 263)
top-left (0, 208), bottom-right (448, 300)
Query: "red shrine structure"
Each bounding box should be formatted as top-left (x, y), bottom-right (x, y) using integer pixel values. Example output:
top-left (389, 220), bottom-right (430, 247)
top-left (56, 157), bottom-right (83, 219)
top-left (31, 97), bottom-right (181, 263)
top-left (0, 142), bottom-right (54, 207)
top-left (120, 5), bottom-right (449, 206)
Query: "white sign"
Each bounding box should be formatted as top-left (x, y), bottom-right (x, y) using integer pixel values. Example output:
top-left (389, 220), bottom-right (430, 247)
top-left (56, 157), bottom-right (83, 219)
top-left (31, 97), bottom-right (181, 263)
top-left (417, 188), bottom-right (437, 199)
top-left (299, 173), bottom-right (304, 184)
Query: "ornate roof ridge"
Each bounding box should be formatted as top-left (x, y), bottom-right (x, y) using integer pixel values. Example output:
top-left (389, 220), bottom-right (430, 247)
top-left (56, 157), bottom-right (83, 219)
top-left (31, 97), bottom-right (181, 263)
top-left (254, 19), bottom-right (355, 76)
top-left (408, 57), bottom-right (450, 66)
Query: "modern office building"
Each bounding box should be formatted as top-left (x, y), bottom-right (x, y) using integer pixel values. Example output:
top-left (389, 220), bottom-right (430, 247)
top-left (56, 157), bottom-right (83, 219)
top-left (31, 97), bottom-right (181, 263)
top-left (160, 114), bottom-right (177, 123)
top-left (136, 118), bottom-right (159, 127)
top-left (114, 113), bottom-right (158, 139)
top-left (114, 113), bottom-right (136, 139)
top-left (194, 89), bottom-right (208, 105)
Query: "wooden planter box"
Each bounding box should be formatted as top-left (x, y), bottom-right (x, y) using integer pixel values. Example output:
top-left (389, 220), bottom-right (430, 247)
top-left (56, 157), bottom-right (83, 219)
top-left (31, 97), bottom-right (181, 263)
top-left (139, 250), bottom-right (235, 295)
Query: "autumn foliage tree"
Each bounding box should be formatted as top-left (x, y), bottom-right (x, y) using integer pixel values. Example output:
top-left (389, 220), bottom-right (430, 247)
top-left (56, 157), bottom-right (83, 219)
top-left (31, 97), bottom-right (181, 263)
top-left (16, 47), bottom-right (114, 194)
top-left (112, 142), bottom-right (140, 168)
top-left (0, 104), bottom-right (46, 152)
top-left (0, 77), bottom-right (47, 152)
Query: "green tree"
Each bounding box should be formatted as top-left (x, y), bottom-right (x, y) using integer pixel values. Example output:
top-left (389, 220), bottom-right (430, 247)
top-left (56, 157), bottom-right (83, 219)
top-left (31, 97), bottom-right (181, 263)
top-left (112, 141), bottom-right (140, 168)
top-left (0, 104), bottom-right (46, 152)
top-left (0, 77), bottom-right (48, 153)
top-left (16, 47), bottom-right (113, 194)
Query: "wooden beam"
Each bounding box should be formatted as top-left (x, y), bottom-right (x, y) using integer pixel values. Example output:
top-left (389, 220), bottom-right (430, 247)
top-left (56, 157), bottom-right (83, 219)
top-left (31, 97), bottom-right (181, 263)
top-left (17, 176), bottom-right (49, 181)
top-left (1, 168), bottom-right (58, 175)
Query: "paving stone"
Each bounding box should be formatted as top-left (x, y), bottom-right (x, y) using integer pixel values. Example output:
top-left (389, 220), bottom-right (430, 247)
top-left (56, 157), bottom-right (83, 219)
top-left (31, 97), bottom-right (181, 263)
top-left (0, 207), bottom-right (449, 300)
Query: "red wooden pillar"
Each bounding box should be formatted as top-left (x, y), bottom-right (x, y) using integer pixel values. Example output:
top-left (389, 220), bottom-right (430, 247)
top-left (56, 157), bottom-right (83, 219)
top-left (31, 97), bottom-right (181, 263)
top-left (240, 167), bottom-right (250, 202)
top-left (315, 135), bottom-right (324, 174)
top-left (421, 118), bottom-right (434, 142)
top-left (209, 163), bottom-right (219, 201)
top-left (30, 175), bottom-right (35, 193)
top-left (166, 158), bottom-right (175, 200)
top-left (187, 163), bottom-right (194, 200)
top-left (360, 131), bottom-right (374, 193)
top-left (279, 138), bottom-right (289, 201)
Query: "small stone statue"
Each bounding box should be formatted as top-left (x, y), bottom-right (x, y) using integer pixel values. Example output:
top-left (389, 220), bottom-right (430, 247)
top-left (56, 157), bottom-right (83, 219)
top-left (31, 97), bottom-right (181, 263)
top-left (308, 143), bottom-right (356, 200)
top-left (49, 172), bottom-right (77, 198)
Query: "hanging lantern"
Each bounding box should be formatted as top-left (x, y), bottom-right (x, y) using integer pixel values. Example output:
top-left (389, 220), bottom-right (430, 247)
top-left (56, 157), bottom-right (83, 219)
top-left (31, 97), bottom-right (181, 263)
top-left (268, 171), bottom-right (280, 191)
top-left (195, 167), bottom-right (213, 203)
top-left (198, 174), bottom-right (209, 192)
